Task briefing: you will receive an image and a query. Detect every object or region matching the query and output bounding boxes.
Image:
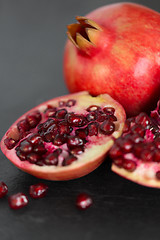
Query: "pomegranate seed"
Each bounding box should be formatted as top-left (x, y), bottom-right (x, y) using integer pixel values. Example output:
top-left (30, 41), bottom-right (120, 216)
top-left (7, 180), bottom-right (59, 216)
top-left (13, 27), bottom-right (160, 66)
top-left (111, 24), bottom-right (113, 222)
top-left (58, 101), bottom-right (66, 107)
top-left (67, 113), bottom-right (86, 127)
top-left (131, 134), bottom-right (144, 144)
top-left (97, 111), bottom-right (107, 122)
top-left (71, 147), bottom-right (84, 155)
top-left (133, 143), bottom-right (144, 158)
top-left (119, 138), bottom-right (133, 153)
top-left (58, 121), bottom-right (73, 135)
top-left (56, 109), bottom-right (67, 119)
top-left (53, 134), bottom-right (66, 146)
top-left (108, 115), bottom-right (117, 122)
top-left (43, 124), bottom-right (58, 142)
top-left (86, 105), bottom-right (100, 112)
top-left (103, 107), bottom-right (115, 115)
top-left (154, 150), bottom-right (160, 162)
top-left (67, 136), bottom-right (84, 149)
top-left (100, 120), bottom-right (115, 135)
top-left (16, 150), bottom-right (26, 161)
top-left (44, 153), bottom-right (58, 165)
top-left (0, 182), bottom-right (8, 198)
top-left (28, 134), bottom-right (42, 145)
top-left (63, 155), bottom-right (78, 166)
top-left (42, 119), bottom-right (55, 130)
top-left (29, 183), bottom-right (48, 199)
top-left (155, 139), bottom-right (160, 149)
top-left (87, 122), bottom-right (99, 136)
top-left (123, 159), bottom-right (136, 172)
top-left (109, 144), bottom-right (123, 159)
top-left (75, 128), bottom-right (88, 139)
top-left (19, 140), bottom-right (33, 154)
top-left (156, 171), bottom-right (160, 180)
top-left (4, 138), bottom-right (16, 150)
top-left (8, 193), bottom-right (28, 209)
top-left (86, 112), bottom-right (97, 121)
top-left (113, 158), bottom-right (124, 167)
top-left (27, 153), bottom-right (41, 164)
top-left (123, 121), bottom-right (131, 133)
top-left (26, 110), bottom-right (41, 128)
top-left (17, 119), bottom-right (30, 132)
top-left (66, 99), bottom-right (76, 107)
top-left (140, 149), bottom-right (154, 162)
top-left (45, 107), bottom-right (57, 117)
top-left (33, 143), bottom-right (46, 155)
top-left (135, 112), bottom-right (151, 128)
top-left (76, 193), bottom-right (93, 210)
top-left (131, 124), bottom-right (145, 137)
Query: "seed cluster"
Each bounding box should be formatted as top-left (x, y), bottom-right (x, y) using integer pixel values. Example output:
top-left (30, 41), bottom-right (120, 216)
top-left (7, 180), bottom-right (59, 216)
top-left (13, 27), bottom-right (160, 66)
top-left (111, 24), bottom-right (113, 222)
top-left (110, 112), bottom-right (160, 175)
top-left (4, 99), bottom-right (117, 167)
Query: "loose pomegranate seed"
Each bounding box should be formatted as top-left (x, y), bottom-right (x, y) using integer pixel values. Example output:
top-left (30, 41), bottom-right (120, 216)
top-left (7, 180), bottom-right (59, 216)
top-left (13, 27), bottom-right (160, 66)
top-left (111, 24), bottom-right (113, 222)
top-left (86, 105), bottom-right (100, 112)
top-left (123, 159), bottom-right (136, 172)
top-left (135, 112), bottom-right (151, 128)
top-left (63, 155), bottom-right (78, 166)
top-left (67, 136), bottom-right (84, 149)
top-left (8, 193), bottom-right (29, 209)
top-left (87, 122), bottom-right (99, 136)
top-left (29, 183), bottom-right (48, 199)
top-left (76, 193), bottom-right (93, 210)
top-left (0, 182), bottom-right (8, 198)
top-left (100, 120), bottom-right (115, 135)
top-left (26, 110), bottom-right (41, 128)
top-left (19, 140), bottom-right (33, 154)
top-left (4, 138), bottom-right (16, 150)
top-left (56, 109), bottom-right (67, 119)
top-left (66, 99), bottom-right (76, 107)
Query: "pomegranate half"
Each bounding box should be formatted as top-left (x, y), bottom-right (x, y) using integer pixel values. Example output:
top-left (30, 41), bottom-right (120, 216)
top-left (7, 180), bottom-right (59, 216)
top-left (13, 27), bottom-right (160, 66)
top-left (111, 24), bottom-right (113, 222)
top-left (64, 3), bottom-right (160, 116)
top-left (110, 99), bottom-right (160, 188)
top-left (1, 91), bottom-right (125, 181)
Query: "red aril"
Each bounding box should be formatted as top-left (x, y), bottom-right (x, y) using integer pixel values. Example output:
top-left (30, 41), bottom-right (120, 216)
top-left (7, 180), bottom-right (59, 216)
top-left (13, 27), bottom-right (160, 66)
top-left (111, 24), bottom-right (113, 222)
top-left (0, 91), bottom-right (125, 180)
top-left (8, 193), bottom-right (29, 209)
top-left (64, 3), bottom-right (160, 116)
top-left (76, 193), bottom-right (93, 210)
top-left (0, 182), bottom-right (8, 198)
top-left (29, 183), bottom-right (48, 199)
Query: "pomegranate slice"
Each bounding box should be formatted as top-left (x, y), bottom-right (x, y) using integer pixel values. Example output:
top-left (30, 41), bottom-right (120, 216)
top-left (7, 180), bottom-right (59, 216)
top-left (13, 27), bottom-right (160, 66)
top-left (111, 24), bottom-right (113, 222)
top-left (110, 99), bottom-right (160, 188)
top-left (1, 91), bottom-right (125, 180)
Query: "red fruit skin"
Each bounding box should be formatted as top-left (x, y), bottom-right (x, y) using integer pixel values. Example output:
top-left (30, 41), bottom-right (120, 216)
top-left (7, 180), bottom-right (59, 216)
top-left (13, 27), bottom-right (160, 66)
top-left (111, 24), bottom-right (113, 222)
top-left (64, 3), bottom-right (160, 116)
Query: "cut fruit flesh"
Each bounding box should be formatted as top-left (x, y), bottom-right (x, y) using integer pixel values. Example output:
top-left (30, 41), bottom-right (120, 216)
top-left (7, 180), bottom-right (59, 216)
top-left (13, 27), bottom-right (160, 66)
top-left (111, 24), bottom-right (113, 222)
top-left (1, 91), bottom-right (125, 181)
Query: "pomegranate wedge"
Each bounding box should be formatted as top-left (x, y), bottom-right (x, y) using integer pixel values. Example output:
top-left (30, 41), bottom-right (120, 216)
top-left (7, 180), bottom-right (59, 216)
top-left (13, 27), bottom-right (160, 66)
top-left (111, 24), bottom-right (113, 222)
top-left (1, 91), bottom-right (125, 180)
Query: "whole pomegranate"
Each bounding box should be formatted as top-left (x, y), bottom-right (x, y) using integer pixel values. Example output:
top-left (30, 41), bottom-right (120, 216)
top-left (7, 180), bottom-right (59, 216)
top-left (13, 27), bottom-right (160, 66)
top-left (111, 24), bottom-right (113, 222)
top-left (0, 91), bottom-right (125, 180)
top-left (64, 3), bottom-right (160, 116)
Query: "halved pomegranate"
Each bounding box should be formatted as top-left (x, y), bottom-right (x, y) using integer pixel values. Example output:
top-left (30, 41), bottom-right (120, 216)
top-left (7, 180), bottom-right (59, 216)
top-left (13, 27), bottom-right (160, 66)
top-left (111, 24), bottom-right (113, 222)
top-left (1, 91), bottom-right (125, 181)
top-left (110, 99), bottom-right (160, 188)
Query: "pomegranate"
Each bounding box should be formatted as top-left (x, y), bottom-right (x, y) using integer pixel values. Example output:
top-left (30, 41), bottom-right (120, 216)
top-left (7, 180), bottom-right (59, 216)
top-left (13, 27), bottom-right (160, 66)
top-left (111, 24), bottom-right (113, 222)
top-left (64, 3), bottom-right (160, 116)
top-left (110, 99), bottom-right (160, 188)
top-left (76, 193), bottom-right (93, 210)
top-left (0, 91), bottom-right (125, 181)
top-left (8, 193), bottom-right (29, 209)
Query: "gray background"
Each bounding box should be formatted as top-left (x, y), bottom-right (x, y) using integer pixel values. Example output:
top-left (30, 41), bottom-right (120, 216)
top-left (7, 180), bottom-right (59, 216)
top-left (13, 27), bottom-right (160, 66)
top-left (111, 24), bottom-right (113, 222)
top-left (0, 1), bottom-right (160, 240)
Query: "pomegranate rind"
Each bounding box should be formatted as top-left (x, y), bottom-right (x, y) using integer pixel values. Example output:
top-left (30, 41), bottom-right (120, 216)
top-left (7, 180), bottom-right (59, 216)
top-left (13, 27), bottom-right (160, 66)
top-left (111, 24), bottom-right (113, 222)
top-left (112, 163), bottom-right (160, 188)
top-left (1, 91), bottom-right (125, 180)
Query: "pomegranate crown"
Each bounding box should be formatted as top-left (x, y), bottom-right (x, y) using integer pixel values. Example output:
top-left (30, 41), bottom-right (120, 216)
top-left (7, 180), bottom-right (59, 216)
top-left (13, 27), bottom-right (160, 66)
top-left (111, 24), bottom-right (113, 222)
top-left (67, 16), bottom-right (102, 51)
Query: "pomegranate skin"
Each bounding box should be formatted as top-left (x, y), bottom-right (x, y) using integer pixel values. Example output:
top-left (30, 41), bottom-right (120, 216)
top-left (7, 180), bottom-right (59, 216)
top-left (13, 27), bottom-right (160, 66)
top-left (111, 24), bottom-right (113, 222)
top-left (64, 3), bottom-right (160, 116)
